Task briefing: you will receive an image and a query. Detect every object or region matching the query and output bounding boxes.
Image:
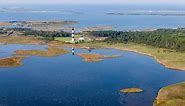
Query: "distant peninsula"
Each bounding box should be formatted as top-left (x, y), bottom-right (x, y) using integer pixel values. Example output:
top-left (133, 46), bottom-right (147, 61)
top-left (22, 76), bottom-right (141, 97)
top-left (106, 10), bottom-right (185, 16)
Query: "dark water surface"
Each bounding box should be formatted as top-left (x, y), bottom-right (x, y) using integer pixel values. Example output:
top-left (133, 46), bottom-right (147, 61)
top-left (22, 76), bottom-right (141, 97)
top-left (0, 44), bottom-right (185, 106)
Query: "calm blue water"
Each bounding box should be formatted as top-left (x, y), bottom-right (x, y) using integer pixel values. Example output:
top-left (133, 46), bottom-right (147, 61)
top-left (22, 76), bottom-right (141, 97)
top-left (0, 44), bottom-right (185, 106)
top-left (0, 4), bottom-right (185, 30)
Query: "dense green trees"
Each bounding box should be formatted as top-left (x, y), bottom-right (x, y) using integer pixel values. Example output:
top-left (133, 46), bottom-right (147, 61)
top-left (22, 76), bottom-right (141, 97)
top-left (0, 28), bottom-right (71, 40)
top-left (89, 28), bottom-right (185, 51)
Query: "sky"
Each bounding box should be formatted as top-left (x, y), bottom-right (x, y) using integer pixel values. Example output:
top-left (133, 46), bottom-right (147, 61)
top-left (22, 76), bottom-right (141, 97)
top-left (0, 0), bottom-right (185, 5)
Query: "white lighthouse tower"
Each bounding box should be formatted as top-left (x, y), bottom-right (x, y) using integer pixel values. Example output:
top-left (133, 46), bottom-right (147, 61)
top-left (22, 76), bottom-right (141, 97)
top-left (71, 27), bottom-right (75, 42)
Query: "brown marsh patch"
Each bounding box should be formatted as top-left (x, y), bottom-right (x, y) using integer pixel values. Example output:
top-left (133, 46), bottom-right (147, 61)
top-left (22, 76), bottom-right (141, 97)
top-left (15, 46), bottom-right (69, 57)
top-left (0, 56), bottom-right (26, 67)
top-left (77, 53), bottom-right (120, 62)
top-left (119, 88), bottom-right (143, 93)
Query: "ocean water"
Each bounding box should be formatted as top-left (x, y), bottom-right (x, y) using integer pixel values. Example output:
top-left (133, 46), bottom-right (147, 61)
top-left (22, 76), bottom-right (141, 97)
top-left (0, 44), bottom-right (185, 106)
top-left (0, 4), bottom-right (185, 30)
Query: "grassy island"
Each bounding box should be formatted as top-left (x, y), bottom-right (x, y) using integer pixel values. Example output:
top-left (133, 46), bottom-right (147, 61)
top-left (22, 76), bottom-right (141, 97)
top-left (154, 82), bottom-right (185, 106)
top-left (0, 36), bottom-right (46, 45)
top-left (16, 46), bottom-right (69, 57)
top-left (0, 56), bottom-right (26, 67)
top-left (120, 88), bottom-right (143, 93)
top-left (0, 46), bottom-right (69, 67)
top-left (77, 54), bottom-right (120, 62)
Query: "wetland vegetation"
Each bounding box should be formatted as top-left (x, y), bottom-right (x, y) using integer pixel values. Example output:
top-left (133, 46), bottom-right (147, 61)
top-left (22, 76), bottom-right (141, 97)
top-left (77, 53), bottom-right (120, 62)
top-left (15, 46), bottom-right (69, 57)
top-left (154, 82), bottom-right (185, 106)
top-left (0, 56), bottom-right (26, 67)
top-left (119, 88), bottom-right (143, 93)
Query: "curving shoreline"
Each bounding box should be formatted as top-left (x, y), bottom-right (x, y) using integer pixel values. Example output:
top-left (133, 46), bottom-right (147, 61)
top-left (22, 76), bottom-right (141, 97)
top-left (0, 36), bottom-right (184, 71)
top-left (153, 82), bottom-right (185, 106)
top-left (111, 47), bottom-right (185, 71)
top-left (0, 56), bottom-right (26, 67)
top-left (61, 42), bottom-right (185, 71)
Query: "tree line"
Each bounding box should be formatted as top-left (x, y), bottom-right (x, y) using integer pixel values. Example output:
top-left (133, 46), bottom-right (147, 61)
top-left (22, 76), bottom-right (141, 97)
top-left (0, 28), bottom-right (71, 40)
top-left (88, 28), bottom-right (185, 51)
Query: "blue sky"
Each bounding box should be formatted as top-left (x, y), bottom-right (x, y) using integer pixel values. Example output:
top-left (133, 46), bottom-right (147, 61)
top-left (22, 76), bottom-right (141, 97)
top-left (1, 0), bottom-right (185, 5)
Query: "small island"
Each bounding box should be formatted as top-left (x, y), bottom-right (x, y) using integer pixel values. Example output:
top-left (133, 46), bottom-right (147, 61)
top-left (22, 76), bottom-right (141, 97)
top-left (120, 88), bottom-right (143, 93)
top-left (15, 46), bottom-right (69, 57)
top-left (0, 46), bottom-right (69, 67)
top-left (0, 56), bottom-right (26, 67)
top-left (77, 53), bottom-right (120, 62)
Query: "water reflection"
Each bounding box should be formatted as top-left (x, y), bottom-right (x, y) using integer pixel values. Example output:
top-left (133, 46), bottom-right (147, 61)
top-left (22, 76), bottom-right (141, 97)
top-left (71, 47), bottom-right (75, 55)
top-left (71, 47), bottom-right (93, 55)
top-left (87, 47), bottom-right (92, 52)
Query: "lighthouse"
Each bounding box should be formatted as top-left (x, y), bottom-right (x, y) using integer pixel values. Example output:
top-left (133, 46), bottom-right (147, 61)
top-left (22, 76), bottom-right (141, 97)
top-left (71, 27), bottom-right (75, 42)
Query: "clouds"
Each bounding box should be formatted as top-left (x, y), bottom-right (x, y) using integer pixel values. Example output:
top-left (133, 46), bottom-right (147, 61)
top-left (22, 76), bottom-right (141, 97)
top-left (1, 0), bottom-right (185, 5)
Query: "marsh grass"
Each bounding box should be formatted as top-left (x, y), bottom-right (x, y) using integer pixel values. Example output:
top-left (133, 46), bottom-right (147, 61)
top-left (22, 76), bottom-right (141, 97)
top-left (120, 88), bottom-right (143, 93)
top-left (0, 56), bottom-right (26, 67)
top-left (0, 36), bottom-right (45, 45)
top-left (55, 37), bottom-right (71, 42)
top-left (76, 42), bottom-right (185, 71)
top-left (154, 82), bottom-right (185, 106)
top-left (15, 46), bottom-right (69, 57)
top-left (47, 41), bottom-right (185, 70)
top-left (77, 53), bottom-right (120, 62)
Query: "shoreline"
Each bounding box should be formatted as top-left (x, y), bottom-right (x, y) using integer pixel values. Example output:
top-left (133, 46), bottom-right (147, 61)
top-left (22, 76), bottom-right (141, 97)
top-left (0, 40), bottom-right (185, 71)
top-left (0, 36), bottom-right (184, 71)
top-left (153, 82), bottom-right (185, 106)
top-left (109, 47), bottom-right (185, 71)
top-left (61, 42), bottom-right (185, 71)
